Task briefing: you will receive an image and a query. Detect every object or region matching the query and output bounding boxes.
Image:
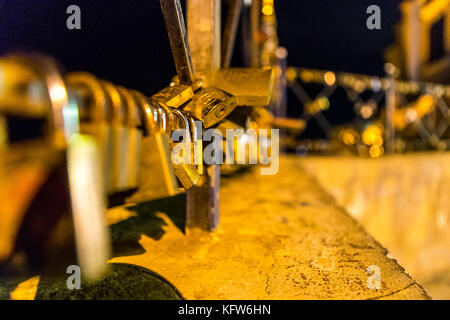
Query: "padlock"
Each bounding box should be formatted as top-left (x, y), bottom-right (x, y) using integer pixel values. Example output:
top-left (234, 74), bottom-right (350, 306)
top-left (65, 72), bottom-right (113, 193)
top-left (0, 55), bottom-right (110, 279)
top-left (150, 84), bottom-right (194, 109)
top-left (169, 108), bottom-right (200, 189)
top-left (0, 56), bottom-right (71, 268)
top-left (182, 87), bottom-right (238, 128)
top-left (211, 68), bottom-right (275, 107)
top-left (148, 84), bottom-right (195, 132)
top-left (125, 91), bottom-right (180, 204)
top-left (101, 81), bottom-right (128, 192)
top-left (116, 86), bottom-right (143, 190)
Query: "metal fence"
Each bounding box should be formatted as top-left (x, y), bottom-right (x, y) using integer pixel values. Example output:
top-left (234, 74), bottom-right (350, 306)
top-left (286, 65), bottom-right (450, 157)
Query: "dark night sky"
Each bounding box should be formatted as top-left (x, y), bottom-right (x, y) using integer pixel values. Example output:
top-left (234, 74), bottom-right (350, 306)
top-left (0, 0), bottom-right (402, 135)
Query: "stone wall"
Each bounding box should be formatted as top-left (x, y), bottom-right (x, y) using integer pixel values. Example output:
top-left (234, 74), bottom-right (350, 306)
top-left (301, 153), bottom-right (450, 299)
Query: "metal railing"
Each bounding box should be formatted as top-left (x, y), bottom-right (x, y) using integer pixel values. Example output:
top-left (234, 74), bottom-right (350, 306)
top-left (286, 65), bottom-right (450, 156)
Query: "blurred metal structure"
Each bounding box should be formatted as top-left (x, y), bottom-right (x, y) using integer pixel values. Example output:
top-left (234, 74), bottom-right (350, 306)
top-left (399, 0), bottom-right (450, 82)
top-left (286, 66), bottom-right (450, 156)
top-left (0, 55), bottom-right (110, 279)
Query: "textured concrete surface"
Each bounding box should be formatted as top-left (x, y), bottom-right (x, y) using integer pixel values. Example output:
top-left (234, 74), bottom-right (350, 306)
top-left (107, 156), bottom-right (430, 299)
top-left (301, 153), bottom-right (450, 299)
top-left (3, 155), bottom-right (432, 299)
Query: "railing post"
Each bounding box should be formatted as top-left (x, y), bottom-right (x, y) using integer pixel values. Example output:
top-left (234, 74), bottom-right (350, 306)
top-left (385, 63), bottom-right (397, 154)
top-left (186, 0), bottom-right (222, 232)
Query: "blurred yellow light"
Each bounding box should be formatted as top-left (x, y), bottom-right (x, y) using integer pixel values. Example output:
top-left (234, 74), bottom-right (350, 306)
top-left (262, 5), bottom-right (274, 16)
top-left (306, 97), bottom-right (330, 114)
top-left (317, 97), bottom-right (330, 110)
top-left (404, 108), bottom-right (417, 124)
top-left (286, 68), bottom-right (297, 82)
top-left (415, 94), bottom-right (436, 117)
top-left (369, 145), bottom-right (384, 158)
top-left (373, 136), bottom-right (383, 146)
top-left (362, 124), bottom-right (383, 146)
top-left (360, 105), bottom-right (374, 119)
top-left (300, 70), bottom-right (313, 82)
top-left (342, 130), bottom-right (357, 145)
top-left (324, 72), bottom-right (336, 86)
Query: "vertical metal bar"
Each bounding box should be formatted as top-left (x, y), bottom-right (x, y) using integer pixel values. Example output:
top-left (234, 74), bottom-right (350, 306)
top-left (160, 0), bottom-right (195, 85)
top-left (222, 0), bottom-right (243, 68)
top-left (241, 1), bottom-right (253, 67)
top-left (445, 7), bottom-right (450, 54)
top-left (272, 47), bottom-right (288, 119)
top-left (187, 0), bottom-right (221, 84)
top-left (401, 0), bottom-right (421, 81)
top-left (250, 0), bottom-right (262, 68)
top-left (186, 0), bottom-right (222, 232)
top-left (186, 164), bottom-right (220, 231)
top-left (272, 47), bottom-right (288, 152)
top-left (385, 64), bottom-right (396, 154)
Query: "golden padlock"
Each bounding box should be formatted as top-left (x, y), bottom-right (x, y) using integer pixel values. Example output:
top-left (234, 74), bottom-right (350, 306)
top-left (182, 87), bottom-right (238, 128)
top-left (0, 55), bottom-right (71, 266)
top-left (0, 55), bottom-right (110, 279)
top-left (150, 84), bottom-right (194, 108)
top-left (66, 72), bottom-right (113, 192)
top-left (101, 81), bottom-right (129, 192)
top-left (125, 91), bottom-right (180, 204)
top-left (211, 68), bottom-right (275, 107)
top-left (148, 84), bottom-right (195, 132)
top-left (169, 108), bottom-right (200, 189)
top-left (116, 86), bottom-right (143, 190)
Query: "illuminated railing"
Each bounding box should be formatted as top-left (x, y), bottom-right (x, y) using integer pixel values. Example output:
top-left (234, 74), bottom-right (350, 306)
top-left (286, 65), bottom-right (450, 156)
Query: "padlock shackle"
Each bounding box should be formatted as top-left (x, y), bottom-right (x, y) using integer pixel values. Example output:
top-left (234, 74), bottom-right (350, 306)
top-left (187, 114), bottom-right (201, 141)
top-left (170, 107), bottom-right (192, 142)
top-left (102, 81), bottom-right (126, 126)
top-left (117, 86), bottom-right (142, 128)
top-left (66, 72), bottom-right (110, 123)
top-left (1, 54), bottom-right (72, 147)
top-left (132, 90), bottom-right (158, 136)
top-left (155, 102), bottom-right (172, 133)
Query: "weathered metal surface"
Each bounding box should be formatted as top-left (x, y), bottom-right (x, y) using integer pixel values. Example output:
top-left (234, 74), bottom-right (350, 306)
top-left (212, 68), bottom-right (275, 106)
top-left (160, 0), bottom-right (194, 85)
top-left (186, 164), bottom-right (220, 232)
top-left (150, 85), bottom-right (194, 109)
top-left (182, 87), bottom-right (238, 128)
top-left (185, 0), bottom-right (222, 232)
top-left (187, 0), bottom-right (221, 84)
